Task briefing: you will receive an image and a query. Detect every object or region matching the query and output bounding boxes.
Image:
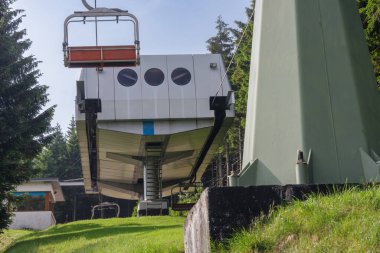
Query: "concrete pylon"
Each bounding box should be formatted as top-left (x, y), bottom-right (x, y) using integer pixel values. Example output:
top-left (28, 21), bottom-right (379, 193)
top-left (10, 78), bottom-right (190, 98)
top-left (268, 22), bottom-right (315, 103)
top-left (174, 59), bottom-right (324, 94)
top-left (240, 0), bottom-right (380, 186)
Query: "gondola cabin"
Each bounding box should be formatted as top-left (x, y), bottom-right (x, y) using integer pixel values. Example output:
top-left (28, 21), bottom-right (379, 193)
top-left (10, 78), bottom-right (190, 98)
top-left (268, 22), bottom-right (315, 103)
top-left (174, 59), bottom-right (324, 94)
top-left (75, 54), bottom-right (234, 215)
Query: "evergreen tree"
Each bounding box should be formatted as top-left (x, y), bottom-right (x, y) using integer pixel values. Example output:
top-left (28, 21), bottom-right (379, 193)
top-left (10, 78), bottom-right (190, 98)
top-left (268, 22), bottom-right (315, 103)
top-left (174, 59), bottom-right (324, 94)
top-left (357, 0), bottom-right (380, 86)
top-left (220, 2), bottom-right (254, 179)
top-left (230, 3), bottom-right (254, 128)
top-left (204, 2), bottom-right (255, 185)
top-left (206, 16), bottom-right (235, 69)
top-left (34, 119), bottom-right (82, 180)
top-left (0, 0), bottom-right (54, 231)
top-left (64, 117), bottom-right (82, 180)
top-left (206, 3), bottom-right (254, 145)
top-left (34, 125), bottom-right (67, 178)
top-left (33, 119), bottom-right (83, 223)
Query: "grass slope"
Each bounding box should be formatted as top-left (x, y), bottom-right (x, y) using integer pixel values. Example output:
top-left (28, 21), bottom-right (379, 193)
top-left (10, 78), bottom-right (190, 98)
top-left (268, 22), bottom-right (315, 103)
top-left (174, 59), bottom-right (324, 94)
top-left (216, 186), bottom-right (380, 253)
top-left (0, 230), bottom-right (33, 253)
top-left (2, 216), bottom-right (185, 253)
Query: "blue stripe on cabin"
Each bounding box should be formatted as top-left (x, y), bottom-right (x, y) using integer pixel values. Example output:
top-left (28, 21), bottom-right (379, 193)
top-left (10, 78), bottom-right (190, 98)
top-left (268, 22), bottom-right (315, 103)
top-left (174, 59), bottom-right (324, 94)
top-left (143, 121), bottom-right (154, 135)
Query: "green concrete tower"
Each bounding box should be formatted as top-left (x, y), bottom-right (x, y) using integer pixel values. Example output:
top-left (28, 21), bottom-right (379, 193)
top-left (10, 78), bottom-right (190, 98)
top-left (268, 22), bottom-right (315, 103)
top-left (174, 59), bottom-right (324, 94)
top-left (239, 0), bottom-right (380, 186)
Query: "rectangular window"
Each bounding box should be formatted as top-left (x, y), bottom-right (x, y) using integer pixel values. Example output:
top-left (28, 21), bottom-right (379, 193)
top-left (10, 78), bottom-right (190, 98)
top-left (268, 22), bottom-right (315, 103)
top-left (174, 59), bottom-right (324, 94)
top-left (12, 192), bottom-right (49, 211)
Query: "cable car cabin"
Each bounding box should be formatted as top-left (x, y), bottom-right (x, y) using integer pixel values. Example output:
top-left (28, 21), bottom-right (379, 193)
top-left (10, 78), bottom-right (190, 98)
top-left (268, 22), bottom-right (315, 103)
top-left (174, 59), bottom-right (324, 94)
top-left (75, 54), bottom-right (235, 201)
top-left (63, 8), bottom-right (140, 68)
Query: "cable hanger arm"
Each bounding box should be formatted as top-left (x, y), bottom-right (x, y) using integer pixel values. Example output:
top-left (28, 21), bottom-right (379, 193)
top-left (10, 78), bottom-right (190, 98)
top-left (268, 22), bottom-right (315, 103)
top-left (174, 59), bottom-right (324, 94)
top-left (82, 0), bottom-right (94, 10)
top-left (81, 0), bottom-right (126, 12)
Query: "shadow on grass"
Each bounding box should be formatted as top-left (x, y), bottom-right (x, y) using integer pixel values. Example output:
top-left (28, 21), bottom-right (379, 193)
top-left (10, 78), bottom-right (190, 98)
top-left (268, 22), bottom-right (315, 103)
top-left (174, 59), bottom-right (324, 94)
top-left (71, 235), bottom-right (183, 253)
top-left (38, 222), bottom-right (143, 236)
top-left (6, 224), bottom-right (182, 252)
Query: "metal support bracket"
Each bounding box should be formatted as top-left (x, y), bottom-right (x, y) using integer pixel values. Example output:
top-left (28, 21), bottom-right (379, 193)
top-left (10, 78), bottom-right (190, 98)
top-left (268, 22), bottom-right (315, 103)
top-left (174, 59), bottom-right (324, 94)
top-left (188, 96), bottom-right (229, 182)
top-left (84, 99), bottom-right (102, 191)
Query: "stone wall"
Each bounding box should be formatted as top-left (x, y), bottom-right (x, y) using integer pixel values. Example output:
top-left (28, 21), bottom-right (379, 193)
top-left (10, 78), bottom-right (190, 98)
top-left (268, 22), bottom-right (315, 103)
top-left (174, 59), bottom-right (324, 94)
top-left (184, 184), bottom-right (357, 253)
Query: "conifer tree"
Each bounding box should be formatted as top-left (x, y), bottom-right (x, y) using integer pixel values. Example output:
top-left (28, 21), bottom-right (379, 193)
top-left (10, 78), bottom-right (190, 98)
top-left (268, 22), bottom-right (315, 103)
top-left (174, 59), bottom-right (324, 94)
top-left (206, 16), bottom-right (235, 70)
top-left (204, 2), bottom-right (255, 185)
top-left (0, 0), bottom-right (54, 230)
top-left (357, 0), bottom-right (380, 86)
top-left (34, 120), bottom-right (82, 180)
top-left (34, 125), bottom-right (67, 178)
top-left (230, 3), bottom-right (254, 127)
top-left (64, 118), bottom-right (82, 180)
top-left (33, 119), bottom-right (83, 223)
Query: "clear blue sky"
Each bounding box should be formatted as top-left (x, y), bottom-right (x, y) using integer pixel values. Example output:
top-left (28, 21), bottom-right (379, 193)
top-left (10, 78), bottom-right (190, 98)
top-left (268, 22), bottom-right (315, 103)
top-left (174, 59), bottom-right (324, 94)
top-left (12, 0), bottom-right (251, 131)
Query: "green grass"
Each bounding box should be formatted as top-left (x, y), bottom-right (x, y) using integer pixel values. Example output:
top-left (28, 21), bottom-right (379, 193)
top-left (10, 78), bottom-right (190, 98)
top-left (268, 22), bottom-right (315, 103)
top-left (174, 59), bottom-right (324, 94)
top-left (2, 216), bottom-right (185, 253)
top-left (215, 186), bottom-right (380, 253)
top-left (0, 230), bottom-right (34, 253)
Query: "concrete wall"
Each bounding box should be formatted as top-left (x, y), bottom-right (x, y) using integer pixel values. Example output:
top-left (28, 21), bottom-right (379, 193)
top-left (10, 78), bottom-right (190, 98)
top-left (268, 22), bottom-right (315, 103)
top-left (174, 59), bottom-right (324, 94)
top-left (9, 211), bottom-right (56, 230)
top-left (184, 190), bottom-right (210, 253)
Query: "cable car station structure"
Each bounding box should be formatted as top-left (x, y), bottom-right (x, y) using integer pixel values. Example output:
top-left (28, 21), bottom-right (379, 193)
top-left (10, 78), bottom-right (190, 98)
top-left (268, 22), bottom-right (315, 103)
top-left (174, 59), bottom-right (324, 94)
top-left (64, 0), bottom-right (234, 215)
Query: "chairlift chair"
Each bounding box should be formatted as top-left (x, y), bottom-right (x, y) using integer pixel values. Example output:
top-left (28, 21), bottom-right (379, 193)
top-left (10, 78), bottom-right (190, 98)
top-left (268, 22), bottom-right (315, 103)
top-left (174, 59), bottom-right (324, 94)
top-left (170, 182), bottom-right (202, 212)
top-left (91, 202), bottom-right (120, 219)
top-left (63, 3), bottom-right (140, 68)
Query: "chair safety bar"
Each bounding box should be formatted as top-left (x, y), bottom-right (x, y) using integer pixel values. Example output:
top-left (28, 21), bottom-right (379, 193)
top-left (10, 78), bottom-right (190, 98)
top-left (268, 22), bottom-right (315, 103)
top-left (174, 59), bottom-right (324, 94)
top-left (170, 182), bottom-right (202, 211)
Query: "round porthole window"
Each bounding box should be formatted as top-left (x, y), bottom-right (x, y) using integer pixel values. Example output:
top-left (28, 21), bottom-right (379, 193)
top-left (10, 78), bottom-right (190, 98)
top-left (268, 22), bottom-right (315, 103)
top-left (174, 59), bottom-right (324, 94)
top-left (171, 68), bottom-right (191, 86)
top-left (144, 68), bottom-right (165, 86)
top-left (117, 69), bottom-right (138, 87)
